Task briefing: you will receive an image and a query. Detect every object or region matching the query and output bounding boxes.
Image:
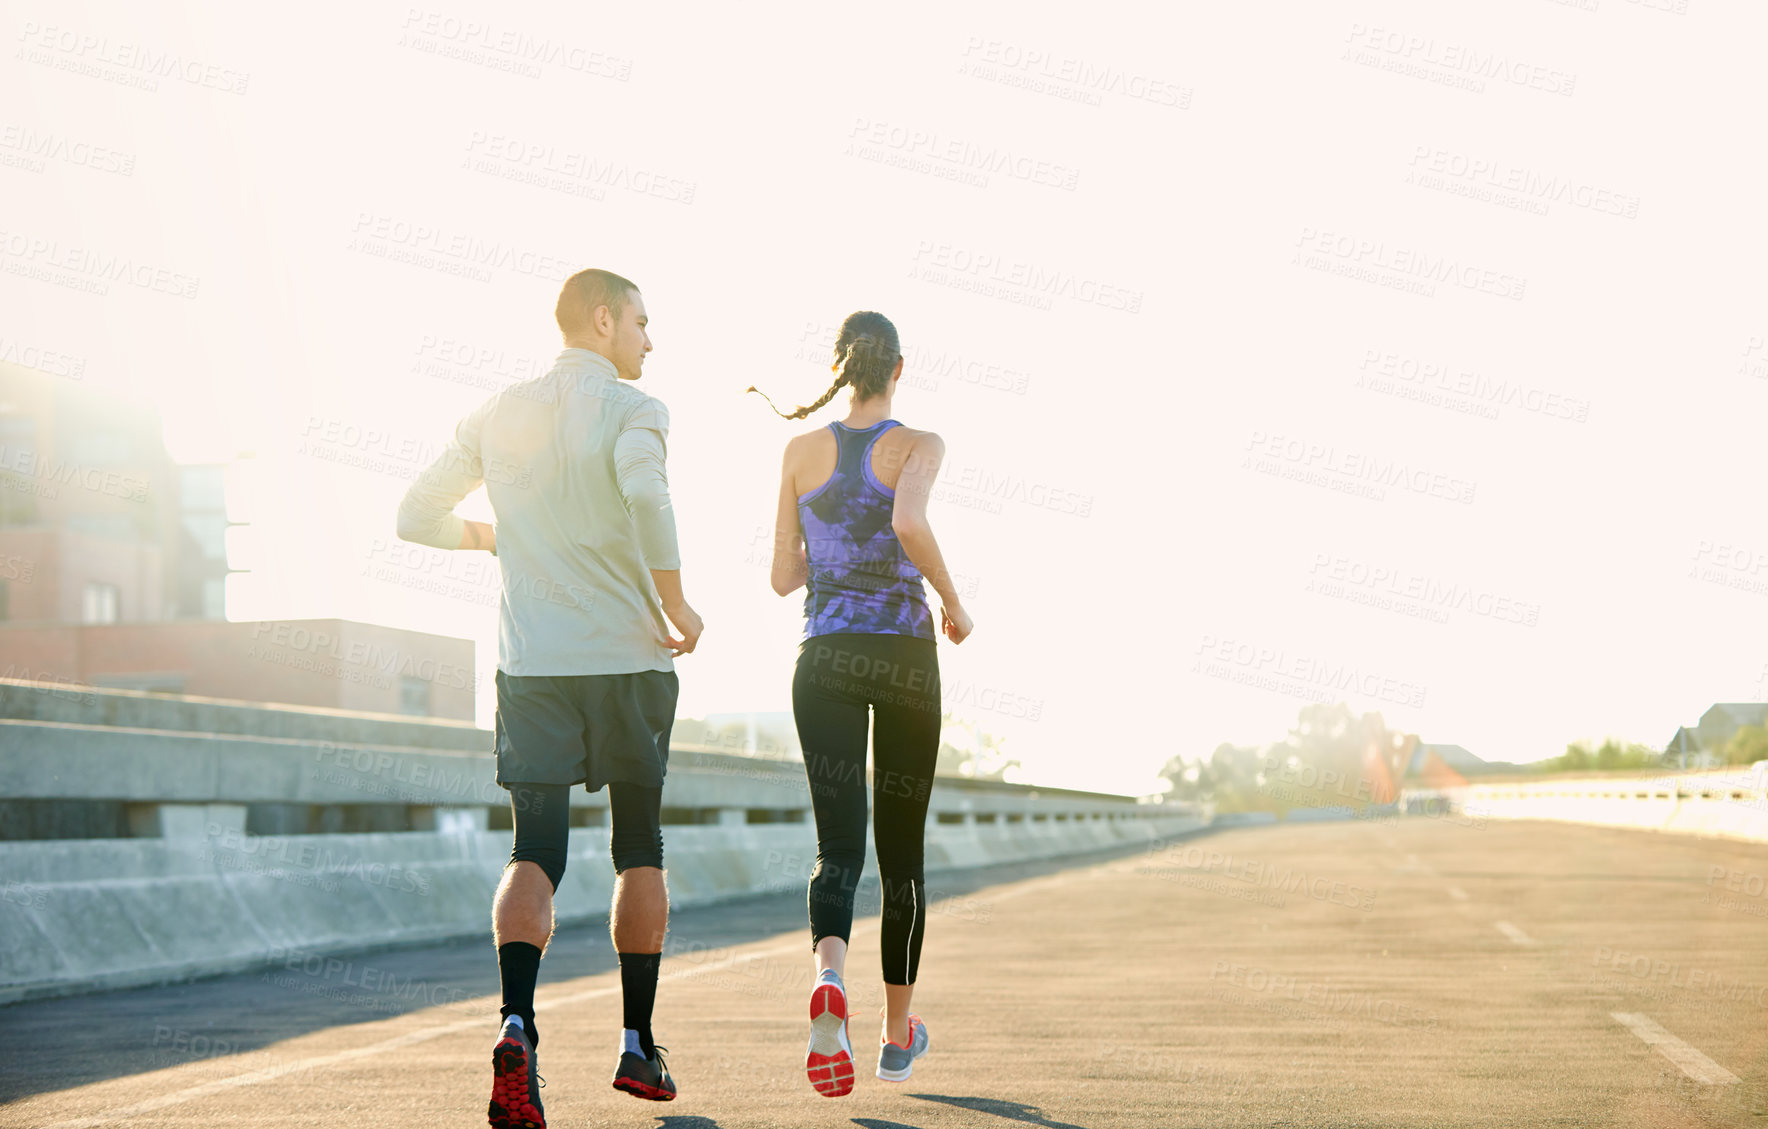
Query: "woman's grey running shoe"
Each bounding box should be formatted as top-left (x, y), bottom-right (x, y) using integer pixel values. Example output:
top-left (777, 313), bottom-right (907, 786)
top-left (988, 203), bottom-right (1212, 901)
top-left (876, 1014), bottom-right (929, 1082)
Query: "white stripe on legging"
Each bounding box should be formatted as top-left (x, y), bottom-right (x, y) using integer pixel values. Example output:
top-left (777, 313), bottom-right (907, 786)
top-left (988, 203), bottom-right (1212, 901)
top-left (907, 880), bottom-right (917, 985)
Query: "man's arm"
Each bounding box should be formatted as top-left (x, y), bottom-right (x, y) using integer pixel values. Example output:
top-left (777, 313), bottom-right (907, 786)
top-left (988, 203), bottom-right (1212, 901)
top-left (615, 399), bottom-right (701, 654)
top-left (397, 402), bottom-right (494, 551)
top-left (613, 400), bottom-right (681, 570)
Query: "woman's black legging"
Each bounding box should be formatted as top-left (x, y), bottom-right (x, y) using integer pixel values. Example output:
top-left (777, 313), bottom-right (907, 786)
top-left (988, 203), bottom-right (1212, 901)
top-left (792, 631), bottom-right (941, 985)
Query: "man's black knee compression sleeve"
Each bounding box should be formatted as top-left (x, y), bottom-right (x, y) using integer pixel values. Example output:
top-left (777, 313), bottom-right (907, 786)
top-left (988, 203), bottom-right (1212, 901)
top-left (609, 781), bottom-right (664, 873)
top-left (507, 782), bottom-right (571, 890)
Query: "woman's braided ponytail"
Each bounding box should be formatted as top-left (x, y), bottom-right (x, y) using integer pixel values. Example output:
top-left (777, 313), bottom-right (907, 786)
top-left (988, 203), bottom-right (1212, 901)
top-left (748, 311), bottom-right (901, 420)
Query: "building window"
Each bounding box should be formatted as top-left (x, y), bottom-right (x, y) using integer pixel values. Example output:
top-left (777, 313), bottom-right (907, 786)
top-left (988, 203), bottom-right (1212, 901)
top-left (180, 514), bottom-right (229, 561)
top-left (398, 676), bottom-right (430, 716)
top-left (179, 466), bottom-right (227, 510)
top-left (81, 582), bottom-right (119, 624)
top-left (0, 477), bottom-right (37, 526)
top-left (67, 515), bottom-right (139, 540)
top-left (68, 432), bottom-right (132, 465)
top-left (0, 414), bottom-right (36, 465)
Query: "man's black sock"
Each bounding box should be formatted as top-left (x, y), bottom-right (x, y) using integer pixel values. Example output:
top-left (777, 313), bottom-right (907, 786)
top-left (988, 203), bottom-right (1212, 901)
top-left (498, 941), bottom-right (543, 1048)
top-left (618, 951), bottom-right (662, 1058)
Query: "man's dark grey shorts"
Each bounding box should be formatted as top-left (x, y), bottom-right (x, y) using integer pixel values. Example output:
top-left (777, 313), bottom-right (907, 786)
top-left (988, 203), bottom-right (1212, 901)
top-left (493, 668), bottom-right (678, 792)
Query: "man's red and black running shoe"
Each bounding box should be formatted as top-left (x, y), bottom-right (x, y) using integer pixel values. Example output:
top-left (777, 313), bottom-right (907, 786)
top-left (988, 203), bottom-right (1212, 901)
top-left (611, 1044), bottom-right (677, 1100)
top-left (489, 1018), bottom-right (546, 1129)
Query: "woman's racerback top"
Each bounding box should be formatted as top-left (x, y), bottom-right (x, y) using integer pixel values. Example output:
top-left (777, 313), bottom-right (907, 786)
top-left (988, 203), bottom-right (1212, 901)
top-left (796, 420), bottom-right (936, 641)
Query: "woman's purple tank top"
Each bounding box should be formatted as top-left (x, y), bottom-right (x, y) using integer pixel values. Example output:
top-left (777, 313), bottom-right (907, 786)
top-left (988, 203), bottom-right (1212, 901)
top-left (797, 420), bottom-right (936, 641)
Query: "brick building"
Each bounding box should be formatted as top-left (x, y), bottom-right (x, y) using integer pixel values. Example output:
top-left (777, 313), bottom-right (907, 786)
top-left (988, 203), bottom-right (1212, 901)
top-left (0, 361), bottom-right (474, 719)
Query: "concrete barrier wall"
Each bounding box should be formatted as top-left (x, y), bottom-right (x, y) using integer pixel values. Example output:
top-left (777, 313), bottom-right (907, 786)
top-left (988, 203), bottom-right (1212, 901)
top-left (0, 813), bottom-right (1207, 1004)
top-left (0, 676), bottom-right (1206, 1001)
top-left (1404, 765), bottom-right (1768, 844)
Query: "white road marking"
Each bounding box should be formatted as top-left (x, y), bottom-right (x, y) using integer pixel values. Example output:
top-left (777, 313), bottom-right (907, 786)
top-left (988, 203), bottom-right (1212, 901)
top-left (1611, 1012), bottom-right (1741, 1085)
top-left (1446, 885), bottom-right (1469, 901)
top-left (1495, 920), bottom-right (1536, 945)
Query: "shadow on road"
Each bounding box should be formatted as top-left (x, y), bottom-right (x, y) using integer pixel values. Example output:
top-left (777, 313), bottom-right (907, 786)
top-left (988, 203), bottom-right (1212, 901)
top-left (0, 831), bottom-right (1204, 1103)
top-left (910, 1092), bottom-right (1093, 1128)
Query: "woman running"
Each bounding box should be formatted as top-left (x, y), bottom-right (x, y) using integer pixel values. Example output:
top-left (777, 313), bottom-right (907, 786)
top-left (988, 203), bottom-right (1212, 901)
top-left (751, 310), bottom-right (974, 1097)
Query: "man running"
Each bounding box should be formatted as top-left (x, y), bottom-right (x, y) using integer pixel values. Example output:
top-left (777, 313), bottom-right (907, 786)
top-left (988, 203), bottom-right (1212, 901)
top-left (397, 268), bottom-right (702, 1127)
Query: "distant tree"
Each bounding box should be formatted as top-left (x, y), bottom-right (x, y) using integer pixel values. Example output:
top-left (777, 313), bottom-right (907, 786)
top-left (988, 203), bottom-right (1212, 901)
top-left (1159, 706), bottom-right (1417, 814)
top-left (670, 718), bottom-right (712, 746)
top-left (1555, 741), bottom-right (1592, 772)
top-left (1203, 743), bottom-right (1266, 812)
top-left (935, 713), bottom-right (1019, 781)
top-left (1159, 754), bottom-right (1203, 800)
top-left (1535, 739), bottom-right (1659, 773)
top-left (1724, 725), bottom-right (1768, 766)
top-left (1262, 703), bottom-right (1415, 809)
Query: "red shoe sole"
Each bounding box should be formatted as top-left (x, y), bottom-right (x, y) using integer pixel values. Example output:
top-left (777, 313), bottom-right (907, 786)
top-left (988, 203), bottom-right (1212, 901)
top-left (612, 1076), bottom-right (676, 1101)
top-left (489, 1037), bottom-right (545, 1129)
top-left (806, 983), bottom-right (854, 1097)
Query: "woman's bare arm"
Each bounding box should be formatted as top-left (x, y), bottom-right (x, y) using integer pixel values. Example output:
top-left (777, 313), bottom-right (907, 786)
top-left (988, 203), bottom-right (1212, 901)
top-left (770, 440), bottom-right (808, 596)
top-left (891, 432), bottom-right (971, 642)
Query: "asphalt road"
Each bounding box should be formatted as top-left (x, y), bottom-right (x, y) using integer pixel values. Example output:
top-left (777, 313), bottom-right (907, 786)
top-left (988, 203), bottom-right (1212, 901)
top-left (3, 817), bottom-right (1766, 1128)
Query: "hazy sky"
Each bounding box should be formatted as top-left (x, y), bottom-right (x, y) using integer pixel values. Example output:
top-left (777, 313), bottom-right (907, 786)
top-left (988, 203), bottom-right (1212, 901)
top-left (5, 0), bottom-right (1765, 794)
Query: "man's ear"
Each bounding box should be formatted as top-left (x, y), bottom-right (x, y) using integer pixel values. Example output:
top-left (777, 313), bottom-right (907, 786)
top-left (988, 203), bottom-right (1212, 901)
top-left (892, 357), bottom-right (904, 381)
top-left (593, 303), bottom-right (613, 337)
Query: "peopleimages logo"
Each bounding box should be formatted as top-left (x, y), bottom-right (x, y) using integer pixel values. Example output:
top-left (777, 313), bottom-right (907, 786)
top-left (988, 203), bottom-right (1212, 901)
top-left (398, 8), bottom-right (632, 81)
top-left (1407, 147), bottom-right (1639, 219)
top-left (248, 622), bottom-right (477, 690)
top-left (348, 213), bottom-right (575, 283)
top-left (0, 229), bottom-right (201, 298)
top-left (14, 21), bottom-right (251, 94)
top-left (1342, 23), bottom-right (1577, 96)
top-left (1193, 632), bottom-right (1428, 708)
top-left (958, 37), bottom-right (1191, 108)
top-left (1139, 844), bottom-right (1379, 910)
top-left (1245, 430), bottom-right (1478, 505)
top-left (847, 117), bottom-right (1080, 191)
top-left (1294, 227), bottom-right (1526, 301)
top-left (1306, 553), bottom-right (1542, 626)
top-left (0, 335), bottom-right (87, 379)
top-left (911, 240), bottom-right (1143, 313)
top-left (463, 132), bottom-right (698, 203)
top-left (205, 825), bottom-right (433, 895)
top-left (1357, 348), bottom-right (1591, 423)
top-left (795, 322), bottom-right (1032, 396)
top-left (0, 441), bottom-right (150, 501)
top-left (0, 124), bottom-right (136, 175)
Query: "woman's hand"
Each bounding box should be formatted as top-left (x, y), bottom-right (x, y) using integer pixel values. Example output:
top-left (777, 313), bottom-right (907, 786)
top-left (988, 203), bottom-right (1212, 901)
top-left (940, 603), bottom-right (973, 644)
